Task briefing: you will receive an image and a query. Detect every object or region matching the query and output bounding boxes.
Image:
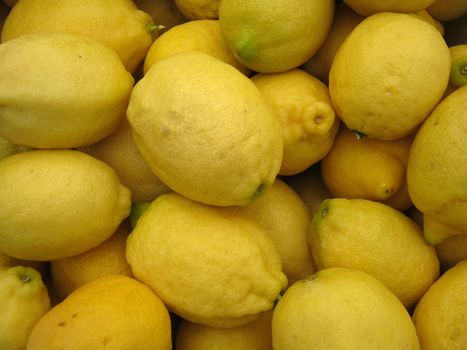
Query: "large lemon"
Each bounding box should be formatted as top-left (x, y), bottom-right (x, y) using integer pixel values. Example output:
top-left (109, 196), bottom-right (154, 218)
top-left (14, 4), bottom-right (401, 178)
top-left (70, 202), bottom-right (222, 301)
top-left (0, 150), bottom-right (131, 261)
top-left (26, 275), bottom-right (172, 350)
top-left (0, 32), bottom-right (133, 149)
top-left (407, 85), bottom-right (467, 244)
top-left (127, 51), bottom-right (283, 206)
top-left (1, 0), bottom-right (155, 72)
top-left (126, 192), bottom-right (287, 328)
top-left (329, 12), bottom-right (451, 140)
top-left (272, 268), bottom-right (420, 350)
top-left (219, 0), bottom-right (334, 73)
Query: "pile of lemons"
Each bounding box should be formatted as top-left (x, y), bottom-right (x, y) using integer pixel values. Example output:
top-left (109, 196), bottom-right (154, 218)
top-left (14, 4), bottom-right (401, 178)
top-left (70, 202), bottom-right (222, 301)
top-left (0, 0), bottom-right (466, 349)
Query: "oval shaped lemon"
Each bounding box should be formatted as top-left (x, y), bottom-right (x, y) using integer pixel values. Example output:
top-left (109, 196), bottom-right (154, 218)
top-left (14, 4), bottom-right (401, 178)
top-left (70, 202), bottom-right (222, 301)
top-left (272, 268), bottom-right (420, 350)
top-left (0, 150), bottom-right (131, 261)
top-left (126, 192), bottom-right (287, 328)
top-left (0, 32), bottom-right (134, 149)
top-left (127, 51), bottom-right (283, 206)
top-left (329, 12), bottom-right (450, 140)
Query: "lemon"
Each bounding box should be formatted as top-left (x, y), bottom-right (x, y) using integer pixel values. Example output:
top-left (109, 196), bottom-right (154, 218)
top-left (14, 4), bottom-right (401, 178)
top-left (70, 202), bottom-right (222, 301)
top-left (427, 0), bottom-right (467, 21)
top-left (126, 192), bottom-right (287, 328)
top-left (435, 235), bottom-right (467, 272)
top-left (302, 2), bottom-right (364, 83)
top-left (309, 198), bottom-right (439, 308)
top-left (175, 0), bottom-right (220, 20)
top-left (329, 12), bottom-right (451, 140)
top-left (1, 0), bottom-right (155, 72)
top-left (239, 179), bottom-right (315, 286)
top-left (0, 266), bottom-right (50, 350)
top-left (219, 0), bottom-right (334, 73)
top-left (0, 32), bottom-right (134, 149)
top-left (134, 0), bottom-right (186, 33)
top-left (449, 44), bottom-right (467, 88)
top-left (80, 118), bottom-right (171, 203)
top-left (127, 51), bottom-right (283, 206)
top-left (272, 268), bottom-right (420, 350)
top-left (51, 225), bottom-right (133, 300)
top-left (413, 260), bottom-right (467, 350)
top-left (407, 86), bottom-right (467, 244)
top-left (410, 10), bottom-right (445, 35)
top-left (0, 150), bottom-right (131, 261)
top-left (343, 0), bottom-right (437, 16)
top-left (252, 69), bottom-right (340, 175)
top-left (321, 126), bottom-right (414, 211)
top-left (27, 275), bottom-right (172, 350)
top-left (176, 311), bottom-right (273, 350)
top-left (144, 19), bottom-right (249, 75)
top-left (284, 164), bottom-right (332, 216)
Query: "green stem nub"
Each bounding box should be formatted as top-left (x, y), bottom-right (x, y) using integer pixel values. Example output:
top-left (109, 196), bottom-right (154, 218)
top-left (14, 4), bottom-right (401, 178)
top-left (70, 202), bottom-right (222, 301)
top-left (147, 23), bottom-right (165, 35)
top-left (352, 130), bottom-right (367, 140)
top-left (450, 56), bottom-right (467, 87)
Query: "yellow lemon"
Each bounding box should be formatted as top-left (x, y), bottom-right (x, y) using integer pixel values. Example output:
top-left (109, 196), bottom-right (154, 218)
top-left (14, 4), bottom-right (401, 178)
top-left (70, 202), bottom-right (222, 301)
top-left (407, 85), bottom-right (467, 244)
top-left (284, 164), bottom-right (333, 216)
top-left (343, 0), bottom-right (437, 16)
top-left (410, 10), bottom-right (445, 35)
top-left (127, 51), bottom-right (283, 206)
top-left (302, 2), bottom-right (364, 83)
top-left (412, 260), bottom-right (467, 350)
top-left (1, 0), bottom-right (155, 72)
top-left (134, 0), bottom-right (186, 33)
top-left (329, 12), bottom-right (451, 140)
top-left (272, 268), bottom-right (420, 350)
top-left (176, 311), bottom-right (273, 350)
top-left (449, 44), bottom-right (467, 88)
top-left (51, 225), bottom-right (133, 300)
top-left (0, 266), bottom-right (50, 350)
top-left (126, 192), bottom-right (287, 328)
top-left (435, 235), bottom-right (467, 272)
top-left (0, 32), bottom-right (134, 149)
top-left (427, 0), bottom-right (467, 21)
top-left (251, 69), bottom-right (339, 175)
top-left (143, 19), bottom-right (249, 75)
top-left (175, 0), bottom-right (220, 20)
top-left (219, 0), bottom-right (334, 73)
top-left (309, 198), bottom-right (439, 308)
top-left (239, 179), bottom-right (315, 286)
top-left (27, 275), bottom-right (172, 350)
top-left (80, 118), bottom-right (171, 203)
top-left (0, 150), bottom-right (131, 261)
top-left (321, 126), bottom-right (414, 211)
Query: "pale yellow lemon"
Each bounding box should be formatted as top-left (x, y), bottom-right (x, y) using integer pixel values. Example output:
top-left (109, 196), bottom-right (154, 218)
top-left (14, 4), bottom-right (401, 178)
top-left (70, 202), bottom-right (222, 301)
top-left (27, 275), bottom-right (172, 350)
top-left (134, 0), bottom-right (186, 33)
top-left (410, 10), bottom-right (445, 35)
top-left (321, 126), bottom-right (414, 211)
top-left (143, 19), bottom-right (249, 75)
top-left (219, 0), bottom-right (334, 73)
top-left (0, 150), bottom-right (131, 261)
top-left (126, 192), bottom-right (287, 328)
top-left (343, 0), bottom-right (437, 16)
top-left (412, 260), bottom-right (467, 350)
top-left (80, 118), bottom-right (171, 203)
top-left (0, 266), bottom-right (50, 350)
top-left (302, 2), bottom-right (364, 83)
top-left (51, 225), bottom-right (133, 300)
top-left (329, 12), bottom-right (451, 140)
top-left (272, 268), bottom-right (420, 350)
top-left (407, 85), bottom-right (467, 244)
top-left (176, 311), bottom-right (273, 350)
top-left (284, 164), bottom-right (333, 216)
top-left (175, 0), bottom-right (220, 19)
top-left (0, 32), bottom-right (134, 149)
top-left (239, 179), bottom-right (315, 286)
top-left (127, 51), bottom-right (283, 206)
top-left (427, 0), bottom-right (467, 21)
top-left (309, 198), bottom-right (439, 308)
top-left (252, 69), bottom-right (339, 175)
top-left (1, 0), bottom-right (155, 72)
